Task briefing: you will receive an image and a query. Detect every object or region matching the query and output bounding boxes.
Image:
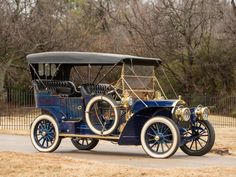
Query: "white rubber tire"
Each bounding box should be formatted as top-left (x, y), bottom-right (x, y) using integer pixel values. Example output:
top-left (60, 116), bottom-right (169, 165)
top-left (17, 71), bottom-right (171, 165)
top-left (30, 114), bottom-right (61, 152)
top-left (85, 95), bottom-right (119, 135)
top-left (140, 117), bottom-right (180, 158)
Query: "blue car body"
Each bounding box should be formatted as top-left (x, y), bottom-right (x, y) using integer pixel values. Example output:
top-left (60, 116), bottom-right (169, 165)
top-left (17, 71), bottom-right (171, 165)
top-left (34, 89), bottom-right (197, 146)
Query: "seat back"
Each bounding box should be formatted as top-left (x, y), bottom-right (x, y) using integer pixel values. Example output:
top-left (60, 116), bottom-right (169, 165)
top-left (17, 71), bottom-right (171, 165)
top-left (33, 80), bottom-right (80, 96)
top-left (80, 84), bottom-right (110, 96)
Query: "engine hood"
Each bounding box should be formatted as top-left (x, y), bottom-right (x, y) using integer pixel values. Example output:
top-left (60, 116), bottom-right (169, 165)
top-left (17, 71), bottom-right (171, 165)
top-left (131, 99), bottom-right (185, 113)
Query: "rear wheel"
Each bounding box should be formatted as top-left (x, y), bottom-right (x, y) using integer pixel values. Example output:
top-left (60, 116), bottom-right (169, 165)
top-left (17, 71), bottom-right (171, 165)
top-left (141, 117), bottom-right (180, 158)
top-left (30, 115), bottom-right (61, 152)
top-left (71, 138), bottom-right (99, 150)
top-left (180, 120), bottom-right (215, 156)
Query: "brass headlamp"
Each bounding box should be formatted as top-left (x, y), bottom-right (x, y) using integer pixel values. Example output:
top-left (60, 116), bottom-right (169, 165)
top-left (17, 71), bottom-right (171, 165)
top-left (175, 105), bottom-right (191, 121)
top-left (195, 105), bottom-right (210, 120)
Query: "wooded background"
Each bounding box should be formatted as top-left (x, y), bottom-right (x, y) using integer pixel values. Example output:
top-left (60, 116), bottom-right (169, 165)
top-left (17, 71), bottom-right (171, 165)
top-left (0, 0), bottom-right (235, 96)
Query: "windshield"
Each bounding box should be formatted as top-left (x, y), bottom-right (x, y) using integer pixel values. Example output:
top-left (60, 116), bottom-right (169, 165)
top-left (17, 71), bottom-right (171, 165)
top-left (114, 64), bottom-right (167, 100)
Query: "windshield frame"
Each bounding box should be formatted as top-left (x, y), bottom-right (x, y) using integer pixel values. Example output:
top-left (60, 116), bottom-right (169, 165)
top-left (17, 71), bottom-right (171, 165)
top-left (112, 63), bottom-right (167, 101)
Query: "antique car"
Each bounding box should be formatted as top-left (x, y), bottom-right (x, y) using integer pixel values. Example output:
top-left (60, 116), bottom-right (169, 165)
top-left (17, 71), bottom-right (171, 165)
top-left (27, 52), bottom-right (215, 158)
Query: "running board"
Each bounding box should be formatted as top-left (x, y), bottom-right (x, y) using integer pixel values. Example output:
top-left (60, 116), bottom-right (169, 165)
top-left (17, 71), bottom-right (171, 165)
top-left (59, 133), bottom-right (120, 141)
top-left (62, 118), bottom-right (82, 122)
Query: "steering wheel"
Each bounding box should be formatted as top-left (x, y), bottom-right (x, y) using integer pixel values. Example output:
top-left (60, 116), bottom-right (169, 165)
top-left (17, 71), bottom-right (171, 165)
top-left (106, 84), bottom-right (122, 101)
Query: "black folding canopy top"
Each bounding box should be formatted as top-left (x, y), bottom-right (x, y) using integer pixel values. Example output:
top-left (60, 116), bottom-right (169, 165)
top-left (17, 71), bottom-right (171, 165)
top-left (27, 52), bottom-right (162, 65)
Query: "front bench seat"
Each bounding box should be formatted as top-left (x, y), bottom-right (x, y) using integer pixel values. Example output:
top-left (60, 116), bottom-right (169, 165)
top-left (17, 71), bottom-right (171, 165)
top-left (80, 84), bottom-right (111, 97)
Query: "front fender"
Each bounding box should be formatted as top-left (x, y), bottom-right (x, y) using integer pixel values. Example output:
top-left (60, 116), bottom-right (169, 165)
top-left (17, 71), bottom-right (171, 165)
top-left (118, 107), bottom-right (172, 145)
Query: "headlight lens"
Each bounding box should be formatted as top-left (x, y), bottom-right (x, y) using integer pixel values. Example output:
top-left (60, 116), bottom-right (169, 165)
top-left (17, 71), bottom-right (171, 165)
top-left (182, 108), bottom-right (191, 121)
top-left (195, 105), bottom-right (210, 120)
top-left (175, 106), bottom-right (191, 121)
top-left (121, 95), bottom-right (133, 107)
top-left (128, 97), bottom-right (133, 106)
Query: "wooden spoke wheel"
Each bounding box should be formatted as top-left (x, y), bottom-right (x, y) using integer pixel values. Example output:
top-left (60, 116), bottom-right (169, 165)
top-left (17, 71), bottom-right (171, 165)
top-left (141, 117), bottom-right (180, 158)
top-left (30, 115), bottom-right (61, 152)
top-left (180, 120), bottom-right (215, 156)
top-left (71, 137), bottom-right (99, 150)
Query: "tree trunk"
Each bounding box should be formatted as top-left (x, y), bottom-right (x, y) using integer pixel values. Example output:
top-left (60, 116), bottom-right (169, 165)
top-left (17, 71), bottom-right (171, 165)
top-left (0, 67), bottom-right (7, 94)
top-left (232, 0), bottom-right (236, 16)
top-left (0, 58), bottom-right (14, 94)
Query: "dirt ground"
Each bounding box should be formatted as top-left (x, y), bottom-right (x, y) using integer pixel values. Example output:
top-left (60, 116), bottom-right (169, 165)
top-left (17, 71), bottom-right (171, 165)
top-left (0, 129), bottom-right (29, 135)
top-left (211, 128), bottom-right (236, 156)
top-left (0, 151), bottom-right (235, 177)
top-left (0, 128), bottom-right (236, 177)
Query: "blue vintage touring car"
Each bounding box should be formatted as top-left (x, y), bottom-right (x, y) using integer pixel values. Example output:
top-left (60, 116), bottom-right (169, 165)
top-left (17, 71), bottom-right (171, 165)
top-left (27, 52), bottom-right (215, 158)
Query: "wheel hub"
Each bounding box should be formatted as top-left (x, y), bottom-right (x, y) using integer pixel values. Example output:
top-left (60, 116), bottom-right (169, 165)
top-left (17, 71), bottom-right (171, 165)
top-left (42, 131), bottom-right (47, 137)
top-left (154, 135), bottom-right (160, 141)
top-left (192, 130), bottom-right (200, 138)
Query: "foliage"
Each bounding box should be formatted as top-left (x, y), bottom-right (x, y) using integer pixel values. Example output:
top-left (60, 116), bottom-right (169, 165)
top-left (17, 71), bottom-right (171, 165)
top-left (0, 0), bottom-right (235, 96)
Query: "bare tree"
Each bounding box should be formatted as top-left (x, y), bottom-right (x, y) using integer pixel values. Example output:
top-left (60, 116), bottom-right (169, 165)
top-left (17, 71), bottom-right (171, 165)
top-left (0, 0), bottom-right (235, 95)
top-left (0, 0), bottom-right (71, 92)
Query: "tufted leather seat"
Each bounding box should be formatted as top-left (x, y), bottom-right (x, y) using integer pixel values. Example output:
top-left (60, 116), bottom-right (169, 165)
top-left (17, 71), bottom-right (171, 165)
top-left (33, 80), bottom-right (81, 97)
top-left (80, 84), bottom-right (111, 96)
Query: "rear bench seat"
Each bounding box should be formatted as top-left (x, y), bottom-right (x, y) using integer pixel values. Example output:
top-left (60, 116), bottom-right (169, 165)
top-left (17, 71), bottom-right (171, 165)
top-left (33, 80), bottom-right (81, 97)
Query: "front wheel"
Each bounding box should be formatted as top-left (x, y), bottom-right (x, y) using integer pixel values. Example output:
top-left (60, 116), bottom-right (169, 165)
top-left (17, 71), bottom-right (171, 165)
top-left (30, 114), bottom-right (61, 152)
top-left (180, 120), bottom-right (215, 156)
top-left (71, 138), bottom-right (99, 150)
top-left (140, 117), bottom-right (180, 158)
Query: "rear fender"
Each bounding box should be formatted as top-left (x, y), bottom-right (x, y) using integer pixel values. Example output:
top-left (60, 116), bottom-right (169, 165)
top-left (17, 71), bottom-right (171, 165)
top-left (31, 108), bottom-right (65, 131)
top-left (118, 107), bottom-right (172, 145)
